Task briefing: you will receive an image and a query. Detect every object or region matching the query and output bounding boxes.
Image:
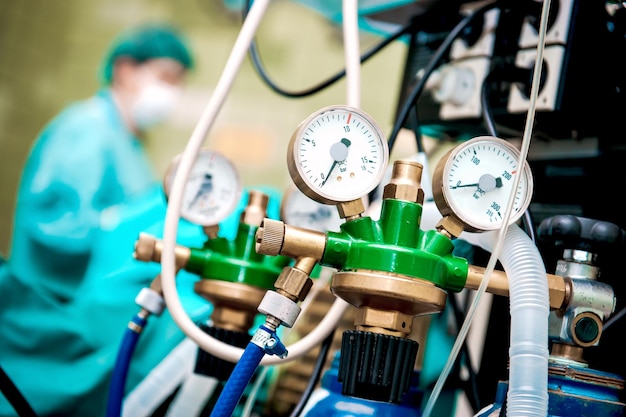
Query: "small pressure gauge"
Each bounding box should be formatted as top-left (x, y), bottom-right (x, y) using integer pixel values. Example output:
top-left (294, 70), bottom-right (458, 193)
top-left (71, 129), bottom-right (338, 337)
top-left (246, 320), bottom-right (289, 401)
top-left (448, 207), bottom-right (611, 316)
top-left (432, 136), bottom-right (533, 232)
top-left (163, 149), bottom-right (242, 226)
top-left (287, 105), bottom-right (389, 205)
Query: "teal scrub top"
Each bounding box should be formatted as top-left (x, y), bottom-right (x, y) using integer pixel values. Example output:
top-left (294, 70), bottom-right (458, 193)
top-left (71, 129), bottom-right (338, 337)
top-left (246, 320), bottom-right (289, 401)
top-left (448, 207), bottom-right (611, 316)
top-left (0, 90), bottom-right (212, 417)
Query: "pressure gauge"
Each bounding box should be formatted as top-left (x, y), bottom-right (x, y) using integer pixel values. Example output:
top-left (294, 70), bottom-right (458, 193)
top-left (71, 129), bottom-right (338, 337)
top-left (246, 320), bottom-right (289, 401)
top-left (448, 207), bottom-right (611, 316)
top-left (287, 105), bottom-right (389, 205)
top-left (432, 136), bottom-right (533, 232)
top-left (163, 149), bottom-right (242, 226)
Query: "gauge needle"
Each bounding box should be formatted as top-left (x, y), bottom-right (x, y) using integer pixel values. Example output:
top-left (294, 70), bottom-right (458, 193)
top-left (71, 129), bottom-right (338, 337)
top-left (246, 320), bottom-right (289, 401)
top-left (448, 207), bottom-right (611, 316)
top-left (450, 174), bottom-right (503, 191)
top-left (189, 173), bottom-right (213, 206)
top-left (321, 138), bottom-right (351, 186)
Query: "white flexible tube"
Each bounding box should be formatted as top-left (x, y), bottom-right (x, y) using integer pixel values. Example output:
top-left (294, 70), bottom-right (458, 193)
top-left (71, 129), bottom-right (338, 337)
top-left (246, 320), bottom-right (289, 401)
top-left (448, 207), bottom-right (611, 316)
top-left (343, 0), bottom-right (360, 109)
top-left (160, 0), bottom-right (358, 366)
top-left (422, 0), bottom-right (552, 415)
top-left (466, 226), bottom-right (549, 416)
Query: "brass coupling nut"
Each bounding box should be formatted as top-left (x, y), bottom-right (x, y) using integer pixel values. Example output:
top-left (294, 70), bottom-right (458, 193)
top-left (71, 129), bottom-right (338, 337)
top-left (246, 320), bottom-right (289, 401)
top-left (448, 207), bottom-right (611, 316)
top-left (275, 267), bottom-right (313, 302)
top-left (383, 160), bottom-right (425, 204)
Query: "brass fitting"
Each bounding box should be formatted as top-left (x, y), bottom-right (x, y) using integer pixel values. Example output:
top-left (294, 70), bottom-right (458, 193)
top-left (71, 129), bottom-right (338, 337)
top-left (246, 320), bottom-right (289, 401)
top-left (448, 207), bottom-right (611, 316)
top-left (134, 233), bottom-right (191, 269)
top-left (570, 311), bottom-right (603, 347)
top-left (256, 218), bottom-right (327, 260)
top-left (203, 225), bottom-right (220, 239)
top-left (354, 306), bottom-right (414, 337)
top-left (465, 265), bottom-right (567, 310)
top-left (435, 215), bottom-right (465, 239)
top-left (240, 190), bottom-right (269, 226)
top-left (274, 266), bottom-right (314, 302)
top-left (331, 270), bottom-right (449, 317)
top-left (382, 160), bottom-right (425, 204)
top-left (337, 198), bottom-right (366, 220)
top-left (194, 280), bottom-right (266, 333)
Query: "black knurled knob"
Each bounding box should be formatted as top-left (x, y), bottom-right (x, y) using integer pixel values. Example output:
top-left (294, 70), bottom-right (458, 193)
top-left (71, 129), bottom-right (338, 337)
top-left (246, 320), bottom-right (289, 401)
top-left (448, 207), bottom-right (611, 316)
top-left (537, 215), bottom-right (625, 252)
top-left (194, 324), bottom-right (251, 381)
top-left (338, 330), bottom-right (419, 403)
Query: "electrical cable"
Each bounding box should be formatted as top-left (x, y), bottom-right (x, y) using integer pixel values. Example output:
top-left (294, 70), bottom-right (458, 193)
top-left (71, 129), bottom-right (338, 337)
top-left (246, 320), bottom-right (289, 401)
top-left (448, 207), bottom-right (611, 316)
top-left (243, 0), bottom-right (413, 98)
top-left (0, 365), bottom-right (37, 417)
top-left (447, 294), bottom-right (481, 413)
top-left (106, 311), bottom-right (149, 417)
top-left (480, 70), bottom-right (499, 139)
top-left (387, 0), bottom-right (501, 155)
top-left (422, 0), bottom-right (551, 413)
top-left (368, 1), bottom-right (501, 206)
top-left (288, 328), bottom-right (336, 417)
top-left (481, 69), bottom-right (536, 244)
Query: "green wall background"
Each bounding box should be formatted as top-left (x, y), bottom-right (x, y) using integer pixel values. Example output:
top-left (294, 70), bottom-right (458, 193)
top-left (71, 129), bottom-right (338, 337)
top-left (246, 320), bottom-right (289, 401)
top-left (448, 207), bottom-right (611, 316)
top-left (0, 0), bottom-right (411, 257)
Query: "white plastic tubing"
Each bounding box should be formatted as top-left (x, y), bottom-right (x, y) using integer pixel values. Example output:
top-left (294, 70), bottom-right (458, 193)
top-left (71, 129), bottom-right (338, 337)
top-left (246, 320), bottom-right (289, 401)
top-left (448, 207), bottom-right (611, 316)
top-left (423, 0), bottom-right (553, 414)
top-left (463, 226), bottom-right (550, 416)
top-left (159, 0), bottom-right (363, 366)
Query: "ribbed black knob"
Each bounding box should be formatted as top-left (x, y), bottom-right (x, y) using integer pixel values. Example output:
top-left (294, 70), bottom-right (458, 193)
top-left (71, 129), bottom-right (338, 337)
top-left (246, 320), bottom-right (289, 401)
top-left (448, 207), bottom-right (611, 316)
top-left (194, 324), bottom-right (251, 381)
top-left (338, 330), bottom-right (419, 403)
top-left (537, 215), bottom-right (625, 251)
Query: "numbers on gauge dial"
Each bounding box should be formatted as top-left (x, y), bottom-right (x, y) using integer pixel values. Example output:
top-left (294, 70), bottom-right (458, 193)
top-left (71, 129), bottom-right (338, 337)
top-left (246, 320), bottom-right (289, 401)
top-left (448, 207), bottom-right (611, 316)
top-left (440, 137), bottom-right (533, 231)
top-left (290, 106), bottom-right (388, 204)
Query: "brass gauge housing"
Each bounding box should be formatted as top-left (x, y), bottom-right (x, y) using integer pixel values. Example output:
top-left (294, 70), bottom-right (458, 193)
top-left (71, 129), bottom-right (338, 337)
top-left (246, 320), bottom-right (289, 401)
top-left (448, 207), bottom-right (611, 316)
top-left (287, 105), bottom-right (389, 205)
top-left (432, 136), bottom-right (534, 233)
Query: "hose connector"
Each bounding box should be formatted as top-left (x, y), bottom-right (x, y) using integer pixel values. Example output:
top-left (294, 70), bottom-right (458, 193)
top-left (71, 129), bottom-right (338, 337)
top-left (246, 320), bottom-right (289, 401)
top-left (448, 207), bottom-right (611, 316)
top-left (240, 190), bottom-right (269, 226)
top-left (257, 290), bottom-right (301, 328)
top-left (255, 218), bottom-right (326, 260)
top-left (251, 324), bottom-right (287, 358)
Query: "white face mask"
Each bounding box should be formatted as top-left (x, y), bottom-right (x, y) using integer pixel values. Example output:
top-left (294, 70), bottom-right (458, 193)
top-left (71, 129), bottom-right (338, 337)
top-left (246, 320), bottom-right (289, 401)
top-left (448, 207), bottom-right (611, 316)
top-left (130, 80), bottom-right (182, 130)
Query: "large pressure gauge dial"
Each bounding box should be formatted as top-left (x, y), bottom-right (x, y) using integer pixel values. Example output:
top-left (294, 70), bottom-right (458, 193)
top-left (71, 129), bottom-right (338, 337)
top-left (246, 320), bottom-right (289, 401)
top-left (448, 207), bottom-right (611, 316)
top-left (287, 105), bottom-right (389, 205)
top-left (163, 148), bottom-right (242, 226)
top-left (432, 136), bottom-right (533, 232)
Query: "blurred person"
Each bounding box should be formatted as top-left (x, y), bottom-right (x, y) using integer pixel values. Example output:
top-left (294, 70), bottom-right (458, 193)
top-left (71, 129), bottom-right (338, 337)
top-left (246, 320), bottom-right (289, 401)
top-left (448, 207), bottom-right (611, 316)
top-left (7, 22), bottom-right (193, 299)
top-left (0, 23), bottom-right (214, 417)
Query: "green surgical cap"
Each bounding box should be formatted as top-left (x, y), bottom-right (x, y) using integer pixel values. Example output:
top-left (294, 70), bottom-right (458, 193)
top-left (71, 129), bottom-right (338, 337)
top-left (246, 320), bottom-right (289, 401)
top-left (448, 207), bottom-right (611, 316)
top-left (99, 23), bottom-right (194, 85)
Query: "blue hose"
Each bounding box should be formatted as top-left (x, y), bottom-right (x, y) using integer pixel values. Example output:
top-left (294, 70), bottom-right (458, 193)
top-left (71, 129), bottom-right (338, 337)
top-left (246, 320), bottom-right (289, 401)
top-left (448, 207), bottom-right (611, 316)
top-left (106, 313), bottom-right (147, 417)
top-left (209, 341), bottom-right (265, 417)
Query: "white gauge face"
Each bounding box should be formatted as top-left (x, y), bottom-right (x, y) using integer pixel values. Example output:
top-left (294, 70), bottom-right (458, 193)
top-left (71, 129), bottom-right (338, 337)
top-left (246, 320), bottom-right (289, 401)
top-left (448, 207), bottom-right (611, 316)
top-left (287, 105), bottom-right (389, 204)
top-left (164, 149), bottom-right (242, 226)
top-left (435, 136), bottom-right (534, 231)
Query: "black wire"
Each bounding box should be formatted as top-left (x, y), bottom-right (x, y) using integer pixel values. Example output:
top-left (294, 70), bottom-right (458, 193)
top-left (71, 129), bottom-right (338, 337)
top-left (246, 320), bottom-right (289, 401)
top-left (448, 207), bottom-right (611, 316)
top-left (480, 70), bottom-right (499, 138)
top-left (0, 366), bottom-right (37, 417)
top-left (387, 0), bottom-right (502, 155)
top-left (288, 328), bottom-right (336, 417)
top-left (481, 68), bottom-right (537, 244)
top-left (243, 0), bottom-right (413, 98)
top-left (405, 102), bottom-right (425, 154)
top-left (446, 294), bottom-right (482, 412)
